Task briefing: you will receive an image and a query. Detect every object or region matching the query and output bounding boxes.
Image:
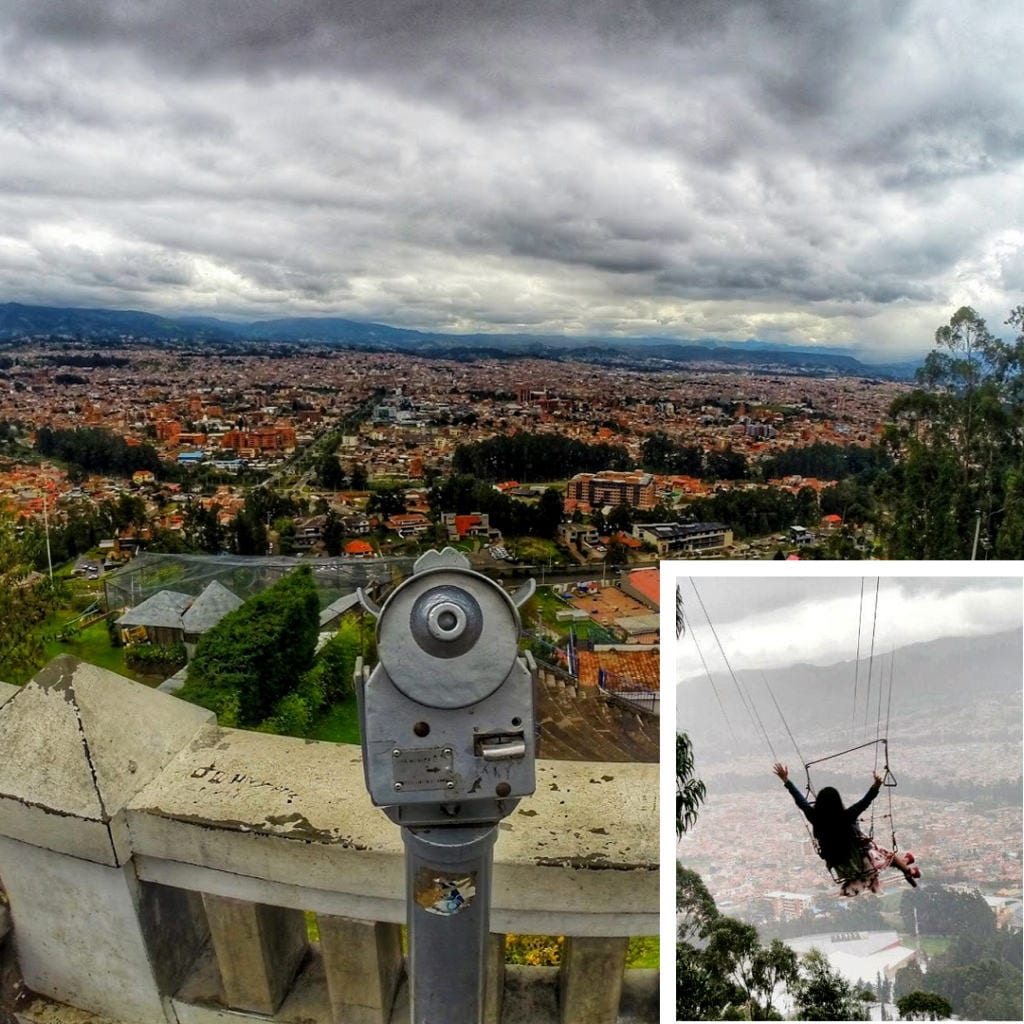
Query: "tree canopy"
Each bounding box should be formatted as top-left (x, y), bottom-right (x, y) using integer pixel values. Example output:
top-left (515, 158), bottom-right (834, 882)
top-left (0, 515), bottom-right (61, 680)
top-left (881, 305), bottom-right (1024, 557)
top-left (896, 990), bottom-right (953, 1021)
top-left (430, 474), bottom-right (564, 540)
top-left (894, 885), bottom-right (1022, 1019)
top-left (452, 431), bottom-right (630, 481)
top-left (791, 948), bottom-right (868, 1021)
top-left (35, 425), bottom-right (168, 480)
top-left (676, 731), bottom-right (706, 836)
top-left (179, 565), bottom-right (320, 725)
top-left (676, 861), bottom-right (872, 1020)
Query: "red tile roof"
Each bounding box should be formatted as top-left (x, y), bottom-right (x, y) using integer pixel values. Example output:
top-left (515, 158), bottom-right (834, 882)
top-left (626, 568), bottom-right (660, 608)
top-left (576, 650), bottom-right (660, 691)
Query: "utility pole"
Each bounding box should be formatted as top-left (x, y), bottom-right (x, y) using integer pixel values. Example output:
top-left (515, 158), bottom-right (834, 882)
top-left (41, 492), bottom-right (54, 583)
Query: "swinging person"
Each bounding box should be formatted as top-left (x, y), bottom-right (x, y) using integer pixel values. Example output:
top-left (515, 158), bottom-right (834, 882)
top-left (773, 763), bottom-right (920, 895)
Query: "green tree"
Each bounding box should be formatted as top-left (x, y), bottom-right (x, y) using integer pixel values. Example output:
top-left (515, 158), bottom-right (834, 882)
top-left (322, 508), bottom-right (345, 557)
top-left (0, 515), bottom-right (60, 680)
top-left (752, 939), bottom-right (799, 1020)
top-left (316, 453), bottom-right (347, 490)
top-left (274, 516), bottom-right (297, 555)
top-left (677, 939), bottom-right (740, 1021)
top-left (350, 463), bottom-right (369, 490)
top-left (367, 486), bottom-right (407, 519)
top-left (677, 866), bottom-right (719, 942)
top-left (705, 446), bottom-right (748, 481)
top-left (792, 948), bottom-right (868, 1020)
top-left (317, 617), bottom-right (365, 703)
top-left (606, 503), bottom-right (634, 534)
top-left (882, 306), bottom-right (1024, 557)
top-left (896, 990), bottom-right (952, 1020)
top-left (535, 487), bottom-right (565, 538)
top-left (183, 502), bottom-right (224, 553)
top-left (676, 873), bottom-right (798, 1021)
top-left (676, 731), bottom-right (707, 836)
top-left (180, 566), bottom-right (320, 725)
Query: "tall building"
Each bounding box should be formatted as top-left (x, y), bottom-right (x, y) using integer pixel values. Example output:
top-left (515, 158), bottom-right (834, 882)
top-left (565, 470), bottom-right (657, 511)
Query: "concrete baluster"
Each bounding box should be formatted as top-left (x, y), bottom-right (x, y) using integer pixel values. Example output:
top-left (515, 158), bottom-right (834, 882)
top-left (484, 932), bottom-right (507, 1024)
top-left (558, 935), bottom-right (628, 1024)
top-left (202, 894), bottom-right (308, 1015)
top-left (318, 914), bottom-right (403, 1024)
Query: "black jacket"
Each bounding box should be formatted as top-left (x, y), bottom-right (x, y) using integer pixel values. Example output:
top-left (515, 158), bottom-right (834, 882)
top-left (784, 778), bottom-right (880, 869)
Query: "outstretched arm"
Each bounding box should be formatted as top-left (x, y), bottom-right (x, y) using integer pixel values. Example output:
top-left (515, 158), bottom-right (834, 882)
top-left (774, 763), bottom-right (814, 824)
top-left (847, 773), bottom-right (883, 819)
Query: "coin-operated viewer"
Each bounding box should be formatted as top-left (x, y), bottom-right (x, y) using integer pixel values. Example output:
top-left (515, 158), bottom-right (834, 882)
top-left (357, 547), bottom-right (536, 1024)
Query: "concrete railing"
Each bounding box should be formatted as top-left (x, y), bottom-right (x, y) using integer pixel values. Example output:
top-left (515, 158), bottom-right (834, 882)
top-left (0, 657), bottom-right (658, 1024)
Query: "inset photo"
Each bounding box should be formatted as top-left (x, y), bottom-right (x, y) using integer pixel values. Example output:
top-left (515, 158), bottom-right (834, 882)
top-left (669, 569), bottom-right (1023, 1022)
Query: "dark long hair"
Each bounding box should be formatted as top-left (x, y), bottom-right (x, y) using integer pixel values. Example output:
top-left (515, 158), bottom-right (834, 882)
top-left (811, 786), bottom-right (847, 853)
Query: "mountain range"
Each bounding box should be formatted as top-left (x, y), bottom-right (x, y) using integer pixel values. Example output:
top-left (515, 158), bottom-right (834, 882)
top-left (0, 301), bottom-right (920, 379)
top-left (680, 628), bottom-right (1023, 765)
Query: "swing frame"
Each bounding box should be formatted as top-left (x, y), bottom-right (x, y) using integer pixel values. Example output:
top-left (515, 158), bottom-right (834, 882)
top-left (801, 738), bottom-right (899, 887)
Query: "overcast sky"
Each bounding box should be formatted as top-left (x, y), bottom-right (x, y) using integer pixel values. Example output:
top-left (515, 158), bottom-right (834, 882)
top-left (2, 1), bottom-right (1022, 357)
top-left (677, 575), bottom-right (1022, 682)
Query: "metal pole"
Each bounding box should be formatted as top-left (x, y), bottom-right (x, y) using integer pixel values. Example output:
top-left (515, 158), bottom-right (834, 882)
top-left (42, 492), bottom-right (54, 583)
top-left (357, 548), bottom-right (536, 1024)
top-left (403, 824), bottom-right (497, 1024)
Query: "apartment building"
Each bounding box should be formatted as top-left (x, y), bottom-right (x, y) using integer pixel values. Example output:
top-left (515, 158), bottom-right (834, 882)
top-left (565, 470), bottom-right (657, 511)
top-left (632, 521), bottom-right (733, 554)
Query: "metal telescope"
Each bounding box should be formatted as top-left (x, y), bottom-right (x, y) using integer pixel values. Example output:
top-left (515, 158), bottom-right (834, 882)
top-left (356, 547), bottom-right (536, 1023)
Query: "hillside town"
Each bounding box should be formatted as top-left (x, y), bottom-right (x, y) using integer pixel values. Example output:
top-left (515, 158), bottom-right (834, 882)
top-left (0, 341), bottom-right (907, 563)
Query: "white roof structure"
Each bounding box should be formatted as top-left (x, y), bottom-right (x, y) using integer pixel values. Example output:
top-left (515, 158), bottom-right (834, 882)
top-left (181, 580), bottom-right (242, 635)
top-left (787, 930), bottom-right (918, 985)
top-left (115, 590), bottom-right (192, 630)
top-left (318, 592), bottom-right (361, 628)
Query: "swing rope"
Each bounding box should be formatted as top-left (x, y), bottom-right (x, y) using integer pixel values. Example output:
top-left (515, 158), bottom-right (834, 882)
top-left (862, 578), bottom-right (880, 740)
top-left (686, 608), bottom-right (738, 743)
top-left (689, 578), bottom-right (779, 760)
top-left (851, 577), bottom-right (864, 738)
top-left (801, 578), bottom-right (901, 878)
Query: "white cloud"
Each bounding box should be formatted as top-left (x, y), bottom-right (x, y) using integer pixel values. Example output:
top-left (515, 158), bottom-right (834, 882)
top-left (679, 577), bottom-right (1022, 681)
top-left (0, 1), bottom-right (1022, 354)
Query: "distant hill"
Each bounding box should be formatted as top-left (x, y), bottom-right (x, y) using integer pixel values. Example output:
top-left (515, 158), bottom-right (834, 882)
top-left (0, 300), bottom-right (920, 378)
top-left (680, 628), bottom-right (1023, 760)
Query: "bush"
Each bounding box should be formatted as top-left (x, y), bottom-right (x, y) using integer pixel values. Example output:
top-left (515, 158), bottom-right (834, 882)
top-left (124, 642), bottom-right (186, 670)
top-left (504, 934), bottom-right (658, 968)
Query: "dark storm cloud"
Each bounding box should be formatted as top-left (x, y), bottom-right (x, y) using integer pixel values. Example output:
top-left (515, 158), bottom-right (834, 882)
top-left (677, 575), bottom-right (1022, 679)
top-left (682, 577), bottom-right (1019, 632)
top-left (0, 0), bottom-right (1021, 352)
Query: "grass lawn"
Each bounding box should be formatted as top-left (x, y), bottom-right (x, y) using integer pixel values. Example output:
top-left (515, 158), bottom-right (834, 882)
top-left (5, 606), bottom-right (148, 685)
top-left (532, 587), bottom-right (573, 624)
top-left (900, 934), bottom-right (951, 956)
top-left (42, 619), bottom-right (135, 677)
top-left (308, 697), bottom-right (361, 744)
top-left (510, 536), bottom-right (564, 564)
top-left (530, 587), bottom-right (616, 643)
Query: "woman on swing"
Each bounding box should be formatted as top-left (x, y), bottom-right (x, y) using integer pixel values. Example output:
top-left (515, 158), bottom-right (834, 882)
top-left (773, 762), bottom-right (921, 896)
